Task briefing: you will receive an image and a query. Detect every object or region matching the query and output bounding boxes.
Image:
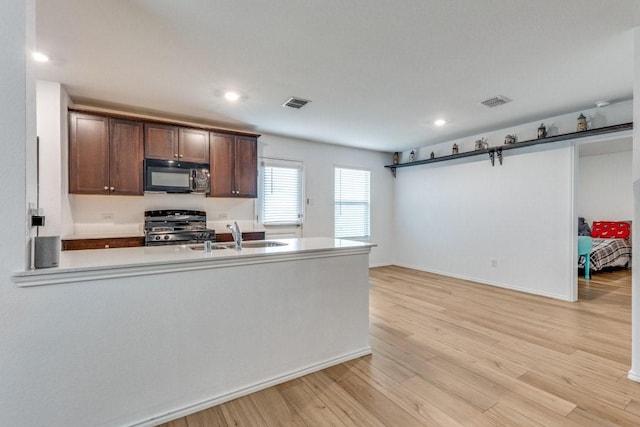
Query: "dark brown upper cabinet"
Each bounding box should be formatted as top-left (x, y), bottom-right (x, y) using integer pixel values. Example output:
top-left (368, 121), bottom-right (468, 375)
top-left (144, 123), bottom-right (209, 164)
top-left (69, 112), bottom-right (143, 195)
top-left (209, 132), bottom-right (257, 198)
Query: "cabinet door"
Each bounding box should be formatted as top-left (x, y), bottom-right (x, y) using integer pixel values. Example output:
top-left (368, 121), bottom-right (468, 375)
top-left (110, 118), bottom-right (144, 195)
top-left (234, 136), bottom-right (258, 198)
top-left (144, 123), bottom-right (178, 160)
top-left (179, 128), bottom-right (209, 163)
top-left (209, 133), bottom-right (235, 197)
top-left (69, 112), bottom-right (109, 194)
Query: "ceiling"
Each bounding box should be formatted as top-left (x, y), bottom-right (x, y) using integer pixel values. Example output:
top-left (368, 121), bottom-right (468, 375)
top-left (34, 0), bottom-right (640, 153)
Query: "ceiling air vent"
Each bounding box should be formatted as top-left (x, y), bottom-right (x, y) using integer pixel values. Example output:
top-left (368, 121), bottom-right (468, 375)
top-left (481, 95), bottom-right (512, 108)
top-left (283, 97), bottom-right (311, 109)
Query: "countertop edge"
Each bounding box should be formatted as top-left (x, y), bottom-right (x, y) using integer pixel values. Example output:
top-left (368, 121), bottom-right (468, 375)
top-left (12, 245), bottom-right (373, 287)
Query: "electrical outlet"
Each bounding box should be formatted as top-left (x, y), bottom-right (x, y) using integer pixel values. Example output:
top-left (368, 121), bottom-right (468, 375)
top-left (101, 213), bottom-right (114, 221)
top-left (218, 213), bottom-right (228, 220)
top-left (491, 258), bottom-right (498, 268)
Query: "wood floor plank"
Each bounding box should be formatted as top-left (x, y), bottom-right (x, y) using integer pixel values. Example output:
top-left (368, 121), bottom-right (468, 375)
top-left (301, 371), bottom-right (387, 427)
top-left (567, 406), bottom-right (624, 427)
top-left (519, 370), bottom-right (640, 426)
top-left (185, 404), bottom-right (228, 427)
top-left (484, 402), bottom-right (546, 427)
top-left (218, 396), bottom-right (268, 426)
top-left (624, 399), bottom-right (640, 417)
top-left (345, 356), bottom-right (478, 427)
top-left (400, 374), bottom-right (501, 426)
top-left (276, 378), bottom-right (347, 426)
top-left (321, 364), bottom-right (428, 427)
top-left (249, 386), bottom-right (308, 426)
top-left (157, 418), bottom-right (189, 427)
top-left (156, 266), bottom-right (639, 427)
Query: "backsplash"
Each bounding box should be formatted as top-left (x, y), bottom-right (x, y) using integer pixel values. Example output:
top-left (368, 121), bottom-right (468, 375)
top-left (65, 193), bottom-right (260, 237)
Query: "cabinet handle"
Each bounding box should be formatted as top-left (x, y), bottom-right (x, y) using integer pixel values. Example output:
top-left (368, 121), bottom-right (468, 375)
top-left (174, 154), bottom-right (178, 157)
top-left (110, 187), bottom-right (115, 191)
top-left (179, 154), bottom-right (183, 158)
top-left (105, 244), bottom-right (110, 248)
top-left (104, 186), bottom-right (109, 190)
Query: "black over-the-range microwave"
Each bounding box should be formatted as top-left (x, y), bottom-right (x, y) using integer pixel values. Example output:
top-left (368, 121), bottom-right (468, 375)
top-left (144, 158), bottom-right (211, 194)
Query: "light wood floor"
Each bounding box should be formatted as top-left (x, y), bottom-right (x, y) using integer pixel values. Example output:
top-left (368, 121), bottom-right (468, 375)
top-left (160, 266), bottom-right (638, 426)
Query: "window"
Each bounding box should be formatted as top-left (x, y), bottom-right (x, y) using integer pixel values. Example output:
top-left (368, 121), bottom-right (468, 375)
top-left (260, 158), bottom-right (303, 225)
top-left (334, 167), bottom-right (370, 239)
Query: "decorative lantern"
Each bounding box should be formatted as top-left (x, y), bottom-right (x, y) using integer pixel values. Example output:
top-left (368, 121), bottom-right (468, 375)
top-left (393, 152), bottom-right (399, 165)
top-left (430, 151), bottom-right (435, 159)
top-left (537, 123), bottom-right (547, 139)
top-left (577, 114), bottom-right (588, 132)
top-left (474, 138), bottom-right (488, 150)
top-left (409, 150), bottom-right (416, 162)
top-left (452, 144), bottom-right (459, 155)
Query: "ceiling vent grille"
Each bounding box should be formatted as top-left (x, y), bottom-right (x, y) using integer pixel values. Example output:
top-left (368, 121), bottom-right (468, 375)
top-left (481, 95), bottom-right (512, 108)
top-left (283, 97), bottom-right (311, 109)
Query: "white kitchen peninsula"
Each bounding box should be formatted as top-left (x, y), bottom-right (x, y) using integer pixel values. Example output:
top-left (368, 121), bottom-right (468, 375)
top-left (11, 238), bottom-right (373, 426)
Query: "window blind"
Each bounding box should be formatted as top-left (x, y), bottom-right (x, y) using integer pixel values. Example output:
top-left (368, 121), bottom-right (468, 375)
top-left (334, 167), bottom-right (370, 239)
top-left (261, 159), bottom-right (303, 225)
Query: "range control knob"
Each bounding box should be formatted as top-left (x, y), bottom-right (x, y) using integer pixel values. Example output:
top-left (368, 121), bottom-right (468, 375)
top-left (154, 236), bottom-right (161, 241)
top-left (163, 235), bottom-right (170, 240)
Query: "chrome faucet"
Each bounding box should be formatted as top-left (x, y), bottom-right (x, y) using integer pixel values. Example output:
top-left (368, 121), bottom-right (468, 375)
top-left (227, 221), bottom-right (242, 250)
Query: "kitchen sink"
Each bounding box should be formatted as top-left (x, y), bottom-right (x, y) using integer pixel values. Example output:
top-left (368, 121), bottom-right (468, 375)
top-left (188, 241), bottom-right (288, 250)
top-left (240, 241), bottom-right (288, 248)
top-left (188, 243), bottom-right (233, 251)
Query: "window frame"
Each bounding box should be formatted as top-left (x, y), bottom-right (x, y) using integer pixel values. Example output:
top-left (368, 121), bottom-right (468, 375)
top-left (258, 157), bottom-right (305, 226)
top-left (334, 166), bottom-right (371, 240)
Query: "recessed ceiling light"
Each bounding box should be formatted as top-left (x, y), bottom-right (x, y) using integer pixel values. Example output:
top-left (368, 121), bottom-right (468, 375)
top-left (32, 51), bottom-right (49, 62)
top-left (224, 91), bottom-right (240, 102)
top-left (434, 119), bottom-right (447, 126)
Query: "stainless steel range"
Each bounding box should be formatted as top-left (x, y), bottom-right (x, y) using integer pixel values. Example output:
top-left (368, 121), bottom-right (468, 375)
top-left (144, 210), bottom-right (215, 246)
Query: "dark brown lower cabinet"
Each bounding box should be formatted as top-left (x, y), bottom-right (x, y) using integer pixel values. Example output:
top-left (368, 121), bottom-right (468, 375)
top-left (62, 237), bottom-right (145, 251)
top-left (62, 233), bottom-right (265, 251)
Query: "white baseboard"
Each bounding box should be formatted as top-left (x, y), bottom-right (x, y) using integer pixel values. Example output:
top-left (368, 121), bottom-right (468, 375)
top-left (129, 347), bottom-right (372, 427)
top-left (369, 262), bottom-right (392, 268)
top-left (393, 262), bottom-right (573, 302)
top-left (628, 370), bottom-right (640, 383)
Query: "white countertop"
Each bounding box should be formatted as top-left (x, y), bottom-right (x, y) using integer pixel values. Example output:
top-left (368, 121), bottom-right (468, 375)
top-left (63, 221), bottom-right (265, 240)
top-left (13, 237), bottom-right (375, 287)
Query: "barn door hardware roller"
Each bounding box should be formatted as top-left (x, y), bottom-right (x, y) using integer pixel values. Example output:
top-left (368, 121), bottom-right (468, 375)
top-left (488, 147), bottom-right (503, 166)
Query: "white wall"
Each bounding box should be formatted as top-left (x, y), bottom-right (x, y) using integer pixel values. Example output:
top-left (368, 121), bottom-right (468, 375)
top-left (394, 144), bottom-right (576, 300)
top-left (36, 81), bottom-right (73, 236)
top-left (1, 0), bottom-right (37, 424)
top-left (578, 149), bottom-right (633, 224)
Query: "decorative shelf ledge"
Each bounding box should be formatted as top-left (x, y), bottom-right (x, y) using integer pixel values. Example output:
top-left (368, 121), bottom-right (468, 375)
top-left (385, 122), bottom-right (633, 176)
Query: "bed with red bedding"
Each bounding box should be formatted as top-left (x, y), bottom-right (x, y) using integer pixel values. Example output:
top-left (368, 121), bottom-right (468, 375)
top-left (578, 221), bottom-right (632, 271)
